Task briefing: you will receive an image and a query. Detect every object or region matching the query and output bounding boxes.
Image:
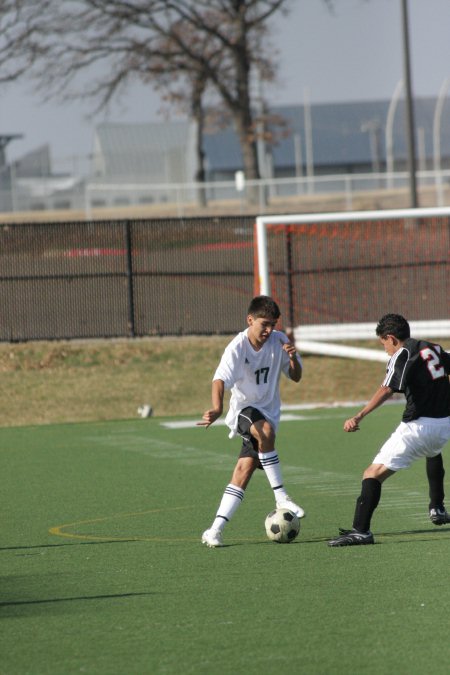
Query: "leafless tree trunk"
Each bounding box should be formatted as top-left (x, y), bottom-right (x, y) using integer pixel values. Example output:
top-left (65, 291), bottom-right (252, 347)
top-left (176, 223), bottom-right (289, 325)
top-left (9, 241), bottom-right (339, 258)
top-left (191, 77), bottom-right (207, 206)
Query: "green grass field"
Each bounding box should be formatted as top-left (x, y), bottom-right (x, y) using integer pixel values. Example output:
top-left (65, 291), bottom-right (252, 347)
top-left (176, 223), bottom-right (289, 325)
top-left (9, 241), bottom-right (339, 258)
top-left (2, 404), bottom-right (450, 675)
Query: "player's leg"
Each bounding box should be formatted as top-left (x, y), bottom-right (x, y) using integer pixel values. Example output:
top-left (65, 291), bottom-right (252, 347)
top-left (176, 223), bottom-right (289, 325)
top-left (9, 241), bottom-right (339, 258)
top-left (425, 419), bottom-right (450, 525)
top-left (408, 418), bottom-right (450, 525)
top-left (244, 409), bottom-right (305, 518)
top-left (328, 463), bottom-right (394, 547)
top-left (426, 454), bottom-right (446, 516)
top-left (427, 454), bottom-right (450, 524)
top-left (201, 456), bottom-right (258, 548)
top-left (328, 421), bottom-right (414, 547)
top-left (353, 463), bottom-right (395, 530)
top-left (329, 419), bottom-right (449, 547)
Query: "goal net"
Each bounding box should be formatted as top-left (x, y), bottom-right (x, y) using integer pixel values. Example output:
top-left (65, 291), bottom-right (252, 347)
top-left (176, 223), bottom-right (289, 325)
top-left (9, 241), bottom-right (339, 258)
top-left (255, 207), bottom-right (450, 359)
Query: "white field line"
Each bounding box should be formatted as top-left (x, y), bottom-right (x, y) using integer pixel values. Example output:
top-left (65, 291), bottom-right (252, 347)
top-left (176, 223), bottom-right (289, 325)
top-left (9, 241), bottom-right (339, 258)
top-left (161, 413), bottom-right (340, 430)
top-left (160, 399), bottom-right (403, 430)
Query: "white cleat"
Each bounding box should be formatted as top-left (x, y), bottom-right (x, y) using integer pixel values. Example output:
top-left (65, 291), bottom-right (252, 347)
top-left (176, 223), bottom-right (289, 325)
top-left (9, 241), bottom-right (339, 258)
top-left (277, 498), bottom-right (305, 519)
top-left (201, 528), bottom-right (224, 548)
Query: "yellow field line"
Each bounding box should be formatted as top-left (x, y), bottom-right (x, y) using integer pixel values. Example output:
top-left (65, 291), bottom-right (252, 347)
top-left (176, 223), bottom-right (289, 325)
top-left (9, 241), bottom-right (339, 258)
top-left (49, 506), bottom-right (194, 543)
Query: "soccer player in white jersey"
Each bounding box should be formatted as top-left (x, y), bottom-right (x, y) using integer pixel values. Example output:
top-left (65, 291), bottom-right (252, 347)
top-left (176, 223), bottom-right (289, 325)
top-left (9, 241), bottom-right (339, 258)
top-left (197, 295), bottom-right (304, 548)
top-left (329, 313), bottom-right (450, 547)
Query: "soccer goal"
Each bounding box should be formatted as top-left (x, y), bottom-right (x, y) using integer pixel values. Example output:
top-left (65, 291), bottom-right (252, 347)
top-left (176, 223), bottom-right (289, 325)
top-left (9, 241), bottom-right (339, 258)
top-left (255, 206), bottom-right (450, 360)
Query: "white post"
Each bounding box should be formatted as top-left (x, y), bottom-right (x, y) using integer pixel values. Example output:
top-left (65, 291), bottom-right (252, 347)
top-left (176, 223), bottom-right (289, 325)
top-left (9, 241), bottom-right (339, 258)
top-left (256, 216), bottom-right (270, 295)
top-left (84, 184), bottom-right (92, 221)
top-left (10, 162), bottom-right (17, 212)
top-left (433, 77), bottom-right (450, 207)
top-left (294, 134), bottom-right (302, 177)
top-left (417, 127), bottom-right (426, 174)
top-left (385, 80), bottom-right (404, 189)
top-left (294, 133), bottom-right (303, 195)
top-left (303, 87), bottom-right (314, 194)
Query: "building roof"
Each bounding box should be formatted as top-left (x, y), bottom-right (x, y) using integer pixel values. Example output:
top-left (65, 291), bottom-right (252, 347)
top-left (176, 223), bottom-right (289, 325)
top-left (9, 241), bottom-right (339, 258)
top-left (91, 97), bottom-right (450, 179)
top-left (203, 97), bottom-right (450, 171)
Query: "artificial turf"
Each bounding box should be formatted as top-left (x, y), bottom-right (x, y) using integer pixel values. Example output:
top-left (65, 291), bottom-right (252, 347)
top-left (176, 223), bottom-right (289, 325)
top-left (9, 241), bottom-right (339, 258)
top-left (1, 405), bottom-right (450, 674)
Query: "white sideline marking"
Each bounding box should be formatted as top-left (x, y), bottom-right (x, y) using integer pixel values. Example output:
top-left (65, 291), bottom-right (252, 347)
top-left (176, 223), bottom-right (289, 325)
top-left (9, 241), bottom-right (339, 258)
top-left (160, 399), bottom-right (403, 430)
top-left (161, 413), bottom-right (336, 430)
top-left (161, 410), bottom-right (358, 430)
top-left (162, 419), bottom-right (228, 429)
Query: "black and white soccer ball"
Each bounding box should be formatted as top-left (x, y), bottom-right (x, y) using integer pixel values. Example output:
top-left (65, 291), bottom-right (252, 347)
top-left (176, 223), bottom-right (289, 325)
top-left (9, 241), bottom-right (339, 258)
top-left (265, 508), bottom-right (300, 543)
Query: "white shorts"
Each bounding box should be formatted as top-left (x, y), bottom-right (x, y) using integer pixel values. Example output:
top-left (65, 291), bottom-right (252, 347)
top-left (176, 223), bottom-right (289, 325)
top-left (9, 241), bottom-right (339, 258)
top-left (372, 417), bottom-right (450, 471)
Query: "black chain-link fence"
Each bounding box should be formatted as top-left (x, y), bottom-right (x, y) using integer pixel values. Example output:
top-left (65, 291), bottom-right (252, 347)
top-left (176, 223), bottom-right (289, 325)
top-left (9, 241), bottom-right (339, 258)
top-left (2, 215), bottom-right (449, 342)
top-left (1, 217), bottom-right (256, 341)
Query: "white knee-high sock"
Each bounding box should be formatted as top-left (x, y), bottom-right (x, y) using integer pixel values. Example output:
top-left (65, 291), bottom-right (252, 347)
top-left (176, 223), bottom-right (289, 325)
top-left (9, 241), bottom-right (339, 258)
top-left (258, 450), bottom-right (288, 501)
top-left (211, 484), bottom-right (245, 531)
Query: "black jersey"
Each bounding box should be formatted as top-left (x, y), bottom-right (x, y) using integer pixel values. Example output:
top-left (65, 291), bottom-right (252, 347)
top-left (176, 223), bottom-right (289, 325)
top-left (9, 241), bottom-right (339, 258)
top-left (382, 338), bottom-right (450, 422)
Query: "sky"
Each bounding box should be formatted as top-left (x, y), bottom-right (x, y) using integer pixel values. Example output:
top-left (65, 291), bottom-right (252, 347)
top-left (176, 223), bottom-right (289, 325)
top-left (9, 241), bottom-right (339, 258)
top-left (1, 0), bottom-right (450, 166)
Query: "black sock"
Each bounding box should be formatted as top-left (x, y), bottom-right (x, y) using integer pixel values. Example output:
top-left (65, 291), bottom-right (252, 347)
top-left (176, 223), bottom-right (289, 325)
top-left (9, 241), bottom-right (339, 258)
top-left (426, 454), bottom-right (445, 510)
top-left (352, 477), bottom-right (382, 532)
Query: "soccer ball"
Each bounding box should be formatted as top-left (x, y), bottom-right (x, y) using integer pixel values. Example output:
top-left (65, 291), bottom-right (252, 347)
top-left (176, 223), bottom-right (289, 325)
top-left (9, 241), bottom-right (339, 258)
top-left (138, 404), bottom-right (153, 418)
top-left (265, 508), bottom-right (300, 543)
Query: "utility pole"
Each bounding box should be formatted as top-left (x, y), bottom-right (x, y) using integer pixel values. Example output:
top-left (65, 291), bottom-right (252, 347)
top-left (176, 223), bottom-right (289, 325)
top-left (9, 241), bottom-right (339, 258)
top-left (401, 0), bottom-right (418, 208)
top-left (0, 134), bottom-right (23, 168)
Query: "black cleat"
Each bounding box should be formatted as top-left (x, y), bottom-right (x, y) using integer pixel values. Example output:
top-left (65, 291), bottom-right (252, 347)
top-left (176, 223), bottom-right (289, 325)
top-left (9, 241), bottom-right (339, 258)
top-left (328, 528), bottom-right (374, 547)
top-left (430, 508), bottom-right (450, 526)
top-left (338, 528), bottom-right (352, 535)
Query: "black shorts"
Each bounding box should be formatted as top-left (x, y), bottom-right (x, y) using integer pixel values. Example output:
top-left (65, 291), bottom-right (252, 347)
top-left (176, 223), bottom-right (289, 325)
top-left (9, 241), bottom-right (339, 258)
top-left (236, 406), bottom-right (266, 467)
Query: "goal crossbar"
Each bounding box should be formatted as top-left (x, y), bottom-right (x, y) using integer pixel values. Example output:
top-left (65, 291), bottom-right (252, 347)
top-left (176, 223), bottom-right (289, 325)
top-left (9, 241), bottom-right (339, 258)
top-left (256, 205), bottom-right (450, 296)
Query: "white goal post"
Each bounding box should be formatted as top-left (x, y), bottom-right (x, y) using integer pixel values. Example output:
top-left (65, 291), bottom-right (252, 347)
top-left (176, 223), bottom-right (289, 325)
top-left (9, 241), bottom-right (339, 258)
top-left (255, 206), bottom-right (450, 360)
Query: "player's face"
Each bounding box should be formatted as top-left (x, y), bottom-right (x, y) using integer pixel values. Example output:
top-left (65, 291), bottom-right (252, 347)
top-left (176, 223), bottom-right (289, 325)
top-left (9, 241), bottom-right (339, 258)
top-left (247, 316), bottom-right (277, 349)
top-left (379, 335), bottom-right (398, 356)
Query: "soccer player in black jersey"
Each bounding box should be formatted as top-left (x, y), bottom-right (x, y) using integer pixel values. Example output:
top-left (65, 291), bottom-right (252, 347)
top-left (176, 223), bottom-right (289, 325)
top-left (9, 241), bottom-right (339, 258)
top-left (328, 313), bottom-right (450, 547)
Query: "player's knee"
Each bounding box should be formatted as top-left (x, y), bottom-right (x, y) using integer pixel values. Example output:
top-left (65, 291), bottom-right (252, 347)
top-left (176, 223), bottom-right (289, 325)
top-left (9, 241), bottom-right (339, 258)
top-left (363, 464), bottom-right (392, 482)
top-left (251, 420), bottom-right (275, 450)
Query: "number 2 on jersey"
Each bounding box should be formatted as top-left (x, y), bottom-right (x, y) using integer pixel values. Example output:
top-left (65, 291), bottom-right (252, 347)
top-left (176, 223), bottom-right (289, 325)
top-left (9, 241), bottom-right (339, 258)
top-left (420, 347), bottom-right (445, 379)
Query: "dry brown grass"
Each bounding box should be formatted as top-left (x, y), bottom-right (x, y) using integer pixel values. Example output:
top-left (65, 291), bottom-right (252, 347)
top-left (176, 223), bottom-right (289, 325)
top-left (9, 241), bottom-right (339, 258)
top-left (0, 185), bottom-right (443, 224)
top-left (3, 335), bottom-right (448, 428)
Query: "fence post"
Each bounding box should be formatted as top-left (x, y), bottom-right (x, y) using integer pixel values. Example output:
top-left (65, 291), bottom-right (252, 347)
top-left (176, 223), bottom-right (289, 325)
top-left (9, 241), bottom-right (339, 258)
top-left (124, 220), bottom-right (136, 337)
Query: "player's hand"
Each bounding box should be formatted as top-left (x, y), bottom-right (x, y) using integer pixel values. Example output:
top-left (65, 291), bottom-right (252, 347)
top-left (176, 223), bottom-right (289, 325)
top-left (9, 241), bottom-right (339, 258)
top-left (281, 339), bottom-right (297, 359)
top-left (196, 408), bottom-right (222, 428)
top-left (344, 416), bottom-right (361, 432)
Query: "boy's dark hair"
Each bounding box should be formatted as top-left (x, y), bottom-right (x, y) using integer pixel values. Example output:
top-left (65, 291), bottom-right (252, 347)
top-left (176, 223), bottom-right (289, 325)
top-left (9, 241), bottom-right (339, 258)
top-left (248, 295), bottom-right (281, 320)
top-left (376, 314), bottom-right (410, 340)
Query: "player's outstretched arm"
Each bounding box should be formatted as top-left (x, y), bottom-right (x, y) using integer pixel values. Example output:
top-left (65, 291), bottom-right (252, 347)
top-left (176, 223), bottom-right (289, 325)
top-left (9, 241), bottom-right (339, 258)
top-left (197, 379), bottom-right (224, 428)
top-left (344, 385), bottom-right (394, 432)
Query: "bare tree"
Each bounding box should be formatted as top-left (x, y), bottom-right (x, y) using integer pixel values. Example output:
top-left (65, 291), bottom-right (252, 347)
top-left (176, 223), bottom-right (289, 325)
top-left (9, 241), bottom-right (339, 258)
top-left (0, 1), bottom-right (292, 202)
top-left (146, 23), bottom-right (221, 206)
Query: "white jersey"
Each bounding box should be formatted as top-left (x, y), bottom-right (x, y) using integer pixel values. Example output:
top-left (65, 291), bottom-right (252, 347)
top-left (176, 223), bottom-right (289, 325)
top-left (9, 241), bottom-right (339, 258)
top-left (213, 328), bottom-right (302, 437)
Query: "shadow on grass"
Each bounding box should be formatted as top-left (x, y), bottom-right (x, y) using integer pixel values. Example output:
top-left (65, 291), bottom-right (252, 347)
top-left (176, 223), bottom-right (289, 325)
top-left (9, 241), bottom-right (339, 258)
top-left (323, 526), bottom-right (450, 547)
top-left (215, 537), bottom-right (326, 547)
top-left (5, 527), bottom-right (449, 553)
top-left (0, 591), bottom-right (154, 609)
top-left (226, 527), bottom-right (450, 547)
top-left (1, 539), bottom-right (138, 553)
top-left (377, 526), bottom-right (450, 542)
